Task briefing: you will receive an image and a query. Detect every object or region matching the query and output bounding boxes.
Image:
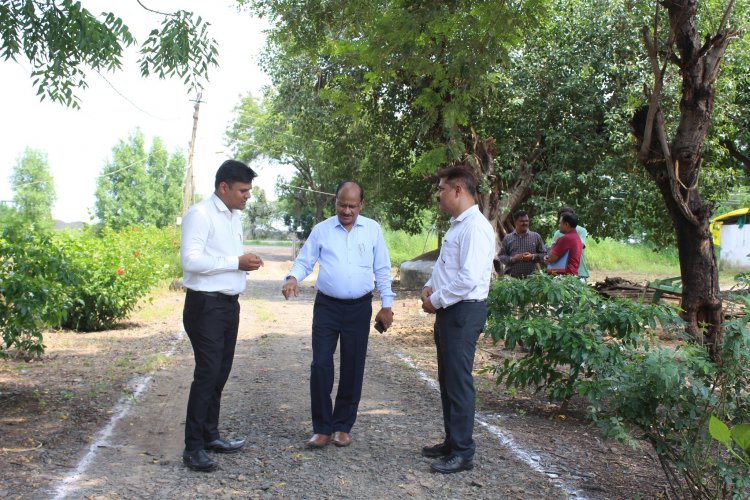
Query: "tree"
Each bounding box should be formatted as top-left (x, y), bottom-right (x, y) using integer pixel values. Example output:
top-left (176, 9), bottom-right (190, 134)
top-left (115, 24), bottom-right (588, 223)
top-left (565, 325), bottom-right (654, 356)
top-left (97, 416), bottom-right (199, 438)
top-left (10, 147), bottom-right (56, 228)
top-left (243, 186), bottom-right (281, 239)
top-left (630, 0), bottom-right (742, 357)
top-left (247, 0), bottom-right (748, 250)
top-left (246, 0), bottom-right (547, 238)
top-left (94, 130), bottom-right (185, 229)
top-left (144, 139), bottom-right (185, 228)
top-left (1, 1), bottom-right (218, 108)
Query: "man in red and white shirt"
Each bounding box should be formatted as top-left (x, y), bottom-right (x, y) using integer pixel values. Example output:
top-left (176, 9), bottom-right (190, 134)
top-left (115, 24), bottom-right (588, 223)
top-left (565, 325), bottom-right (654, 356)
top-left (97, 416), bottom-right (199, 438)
top-left (544, 212), bottom-right (583, 276)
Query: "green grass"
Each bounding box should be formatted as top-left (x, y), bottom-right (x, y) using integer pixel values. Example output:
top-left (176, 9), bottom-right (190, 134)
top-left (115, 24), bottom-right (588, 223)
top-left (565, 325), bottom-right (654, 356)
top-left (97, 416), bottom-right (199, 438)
top-left (383, 227), bottom-right (438, 267)
top-left (586, 238), bottom-right (680, 275)
top-left (139, 353), bottom-right (174, 373)
top-left (585, 238), bottom-right (741, 287)
top-left (249, 299), bottom-right (275, 322)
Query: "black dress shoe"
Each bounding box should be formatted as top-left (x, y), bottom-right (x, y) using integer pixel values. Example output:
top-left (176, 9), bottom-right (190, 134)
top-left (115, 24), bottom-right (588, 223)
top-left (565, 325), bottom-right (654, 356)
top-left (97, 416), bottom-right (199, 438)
top-left (205, 437), bottom-right (246, 454)
top-left (421, 442), bottom-right (451, 458)
top-left (431, 454), bottom-right (474, 474)
top-left (182, 449), bottom-right (218, 472)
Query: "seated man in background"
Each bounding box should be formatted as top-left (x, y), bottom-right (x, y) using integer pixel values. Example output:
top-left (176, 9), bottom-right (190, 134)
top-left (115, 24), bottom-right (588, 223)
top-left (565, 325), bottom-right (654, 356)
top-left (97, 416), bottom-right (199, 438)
top-left (545, 212), bottom-right (583, 276)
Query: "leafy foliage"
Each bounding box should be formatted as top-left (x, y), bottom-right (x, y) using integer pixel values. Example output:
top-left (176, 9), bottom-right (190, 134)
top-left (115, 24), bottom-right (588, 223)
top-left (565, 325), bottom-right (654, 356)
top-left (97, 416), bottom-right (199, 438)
top-left (242, 186), bottom-right (283, 239)
top-left (483, 272), bottom-right (680, 406)
top-left (587, 315), bottom-right (750, 499)
top-left (57, 225), bottom-right (180, 332)
top-left (10, 147), bottom-right (56, 229)
top-left (0, 0), bottom-right (218, 107)
top-left (709, 416), bottom-right (750, 469)
top-left (484, 271), bottom-right (750, 497)
top-left (0, 221), bottom-right (180, 356)
top-left (0, 222), bottom-right (70, 356)
top-left (94, 130), bottom-right (185, 230)
top-left (245, 0), bottom-right (749, 247)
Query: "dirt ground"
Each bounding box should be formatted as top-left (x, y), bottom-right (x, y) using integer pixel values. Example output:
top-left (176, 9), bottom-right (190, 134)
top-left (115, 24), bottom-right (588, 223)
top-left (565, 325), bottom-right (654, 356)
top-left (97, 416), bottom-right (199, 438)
top-left (0, 246), bottom-right (674, 499)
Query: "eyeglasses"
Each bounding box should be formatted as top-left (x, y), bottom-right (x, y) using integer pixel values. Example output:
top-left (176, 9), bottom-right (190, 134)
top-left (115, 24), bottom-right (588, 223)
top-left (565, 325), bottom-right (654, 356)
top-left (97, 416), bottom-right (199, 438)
top-left (336, 202), bottom-right (361, 210)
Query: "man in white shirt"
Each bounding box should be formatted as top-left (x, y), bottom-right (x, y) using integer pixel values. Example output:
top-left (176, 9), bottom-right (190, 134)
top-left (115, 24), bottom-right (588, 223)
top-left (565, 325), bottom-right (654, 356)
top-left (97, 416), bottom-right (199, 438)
top-left (180, 160), bottom-right (264, 471)
top-left (420, 165), bottom-right (495, 474)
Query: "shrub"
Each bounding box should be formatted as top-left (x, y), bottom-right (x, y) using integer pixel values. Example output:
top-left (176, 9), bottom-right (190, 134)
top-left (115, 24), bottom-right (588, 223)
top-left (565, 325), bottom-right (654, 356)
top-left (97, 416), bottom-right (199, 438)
top-left (483, 272), bottom-right (680, 408)
top-left (0, 223), bottom-right (181, 355)
top-left (484, 272), bottom-right (750, 497)
top-left (0, 222), bottom-right (71, 355)
top-left (57, 225), bottom-right (180, 331)
top-left (587, 314), bottom-right (750, 499)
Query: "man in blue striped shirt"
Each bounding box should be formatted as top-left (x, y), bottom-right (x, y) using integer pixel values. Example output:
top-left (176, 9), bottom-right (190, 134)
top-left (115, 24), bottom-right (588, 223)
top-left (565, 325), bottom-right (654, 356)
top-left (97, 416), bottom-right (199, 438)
top-left (282, 181), bottom-right (395, 449)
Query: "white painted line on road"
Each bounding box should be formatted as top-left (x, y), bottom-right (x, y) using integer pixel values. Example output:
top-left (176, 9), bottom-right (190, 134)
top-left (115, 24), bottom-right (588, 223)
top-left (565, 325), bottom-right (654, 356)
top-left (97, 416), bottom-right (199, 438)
top-left (394, 351), bottom-right (587, 500)
top-left (50, 330), bottom-right (185, 500)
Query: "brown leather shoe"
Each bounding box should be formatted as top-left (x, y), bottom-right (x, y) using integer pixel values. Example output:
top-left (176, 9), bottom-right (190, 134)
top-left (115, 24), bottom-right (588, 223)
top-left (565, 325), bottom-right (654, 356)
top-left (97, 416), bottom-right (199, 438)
top-left (333, 431), bottom-right (352, 447)
top-left (306, 433), bottom-right (332, 449)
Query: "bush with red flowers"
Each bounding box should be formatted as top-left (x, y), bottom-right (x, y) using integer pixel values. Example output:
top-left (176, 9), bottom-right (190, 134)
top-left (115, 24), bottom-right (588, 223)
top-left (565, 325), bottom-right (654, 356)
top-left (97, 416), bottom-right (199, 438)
top-left (0, 221), bottom-right (181, 355)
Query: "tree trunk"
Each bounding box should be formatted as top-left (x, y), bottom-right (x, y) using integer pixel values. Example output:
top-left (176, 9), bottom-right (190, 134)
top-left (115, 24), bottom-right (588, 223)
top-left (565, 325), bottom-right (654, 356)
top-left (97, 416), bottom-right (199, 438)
top-left (466, 133), bottom-right (545, 248)
top-left (467, 134), bottom-right (501, 251)
top-left (630, 0), bottom-right (737, 359)
top-left (646, 158), bottom-right (723, 356)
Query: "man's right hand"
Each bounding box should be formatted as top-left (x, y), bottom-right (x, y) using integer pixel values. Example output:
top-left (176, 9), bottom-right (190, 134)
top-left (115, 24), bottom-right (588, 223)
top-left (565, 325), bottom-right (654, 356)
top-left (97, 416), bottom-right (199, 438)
top-left (239, 252), bottom-right (264, 271)
top-left (512, 252), bottom-right (532, 263)
top-left (421, 286), bottom-right (436, 314)
top-left (282, 276), bottom-right (299, 300)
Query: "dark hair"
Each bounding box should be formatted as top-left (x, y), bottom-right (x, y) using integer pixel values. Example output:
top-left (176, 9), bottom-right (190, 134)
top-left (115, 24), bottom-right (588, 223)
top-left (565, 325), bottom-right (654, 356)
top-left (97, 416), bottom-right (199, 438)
top-left (436, 165), bottom-right (478, 197)
top-left (513, 210), bottom-right (529, 220)
top-left (335, 181), bottom-right (364, 201)
top-left (560, 212), bottom-right (578, 228)
top-left (558, 206), bottom-right (576, 217)
top-left (215, 160), bottom-right (257, 189)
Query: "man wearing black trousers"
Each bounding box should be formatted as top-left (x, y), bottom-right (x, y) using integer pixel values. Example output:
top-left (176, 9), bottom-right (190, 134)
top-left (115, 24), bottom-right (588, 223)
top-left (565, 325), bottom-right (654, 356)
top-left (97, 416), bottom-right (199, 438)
top-left (180, 160), bottom-right (264, 471)
top-left (282, 181), bottom-right (395, 449)
top-left (420, 165), bottom-right (496, 474)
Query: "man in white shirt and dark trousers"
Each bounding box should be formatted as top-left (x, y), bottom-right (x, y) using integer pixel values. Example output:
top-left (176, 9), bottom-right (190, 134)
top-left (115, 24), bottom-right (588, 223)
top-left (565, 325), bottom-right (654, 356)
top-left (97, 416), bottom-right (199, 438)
top-left (282, 181), bottom-right (395, 449)
top-left (420, 165), bottom-right (496, 474)
top-left (180, 160), bottom-right (264, 472)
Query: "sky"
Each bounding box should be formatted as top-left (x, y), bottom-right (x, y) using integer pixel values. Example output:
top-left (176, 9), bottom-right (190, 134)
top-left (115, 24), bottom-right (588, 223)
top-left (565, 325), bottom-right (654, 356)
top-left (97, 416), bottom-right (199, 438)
top-left (0, 1), bottom-right (290, 223)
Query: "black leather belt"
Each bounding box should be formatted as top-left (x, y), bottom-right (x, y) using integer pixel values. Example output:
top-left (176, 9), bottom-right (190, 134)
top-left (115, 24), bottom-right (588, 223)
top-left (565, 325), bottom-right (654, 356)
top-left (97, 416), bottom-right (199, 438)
top-left (317, 291), bottom-right (373, 305)
top-left (461, 299), bottom-right (485, 303)
top-left (187, 289), bottom-right (239, 301)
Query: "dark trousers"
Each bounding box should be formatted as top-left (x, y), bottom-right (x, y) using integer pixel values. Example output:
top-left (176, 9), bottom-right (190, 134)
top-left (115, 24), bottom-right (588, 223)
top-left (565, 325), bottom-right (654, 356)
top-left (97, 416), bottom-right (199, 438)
top-left (183, 290), bottom-right (240, 451)
top-left (434, 301), bottom-right (487, 460)
top-left (310, 293), bottom-right (372, 434)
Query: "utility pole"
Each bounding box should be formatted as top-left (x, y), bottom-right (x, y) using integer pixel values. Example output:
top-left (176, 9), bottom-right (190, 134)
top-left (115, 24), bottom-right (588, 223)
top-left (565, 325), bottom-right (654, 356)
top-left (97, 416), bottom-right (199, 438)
top-left (182, 92), bottom-right (204, 216)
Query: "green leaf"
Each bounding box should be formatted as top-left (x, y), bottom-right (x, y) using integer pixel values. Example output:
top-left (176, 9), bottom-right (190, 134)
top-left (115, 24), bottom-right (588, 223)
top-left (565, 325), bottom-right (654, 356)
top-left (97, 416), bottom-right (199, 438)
top-left (731, 424), bottom-right (750, 451)
top-left (709, 415), bottom-right (731, 447)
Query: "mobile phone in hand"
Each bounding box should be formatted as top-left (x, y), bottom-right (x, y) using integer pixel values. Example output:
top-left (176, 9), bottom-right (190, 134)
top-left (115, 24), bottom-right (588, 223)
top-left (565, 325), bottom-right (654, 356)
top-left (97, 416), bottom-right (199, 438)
top-left (374, 320), bottom-right (386, 333)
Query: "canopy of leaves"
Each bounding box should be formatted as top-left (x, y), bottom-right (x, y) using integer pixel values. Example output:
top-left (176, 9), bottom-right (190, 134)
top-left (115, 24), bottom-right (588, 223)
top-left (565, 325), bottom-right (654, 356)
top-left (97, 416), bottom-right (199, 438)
top-left (1, 0), bottom-right (218, 107)
top-left (243, 0), bottom-right (749, 245)
top-left (94, 129), bottom-right (185, 229)
top-left (10, 147), bottom-right (56, 229)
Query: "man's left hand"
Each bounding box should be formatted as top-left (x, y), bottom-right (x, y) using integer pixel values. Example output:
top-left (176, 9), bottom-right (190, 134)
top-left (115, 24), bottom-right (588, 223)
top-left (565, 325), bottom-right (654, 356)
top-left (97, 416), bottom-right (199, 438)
top-left (374, 307), bottom-right (394, 330)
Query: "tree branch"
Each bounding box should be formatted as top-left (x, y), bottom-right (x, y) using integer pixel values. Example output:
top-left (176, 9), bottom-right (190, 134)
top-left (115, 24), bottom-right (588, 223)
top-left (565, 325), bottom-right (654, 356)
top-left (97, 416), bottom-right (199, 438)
top-left (718, 0), bottom-right (735, 33)
top-left (136, 0), bottom-right (176, 17)
top-left (721, 139), bottom-right (750, 175)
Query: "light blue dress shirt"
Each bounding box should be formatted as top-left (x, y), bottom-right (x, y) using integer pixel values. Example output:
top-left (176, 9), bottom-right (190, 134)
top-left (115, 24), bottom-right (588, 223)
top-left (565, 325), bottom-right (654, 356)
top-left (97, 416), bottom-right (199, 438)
top-left (288, 214), bottom-right (395, 308)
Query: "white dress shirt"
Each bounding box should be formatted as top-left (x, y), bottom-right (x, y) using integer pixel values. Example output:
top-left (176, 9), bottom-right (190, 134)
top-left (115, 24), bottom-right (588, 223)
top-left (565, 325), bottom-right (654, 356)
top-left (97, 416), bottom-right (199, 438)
top-left (181, 194), bottom-right (247, 295)
top-left (425, 204), bottom-right (495, 309)
top-left (288, 214), bottom-right (395, 307)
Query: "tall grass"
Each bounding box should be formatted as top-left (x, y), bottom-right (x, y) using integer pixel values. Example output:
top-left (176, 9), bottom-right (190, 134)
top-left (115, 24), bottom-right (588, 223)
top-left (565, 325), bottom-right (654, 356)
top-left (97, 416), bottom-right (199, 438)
top-left (585, 238), bottom-right (680, 275)
top-left (383, 227), bottom-right (438, 267)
